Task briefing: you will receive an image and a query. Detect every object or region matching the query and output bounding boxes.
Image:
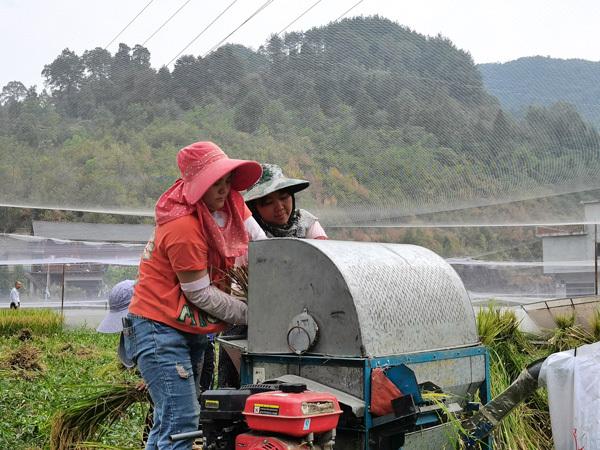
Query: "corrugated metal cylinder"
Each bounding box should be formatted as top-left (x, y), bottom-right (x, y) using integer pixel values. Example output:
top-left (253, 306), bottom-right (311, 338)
top-left (248, 239), bottom-right (479, 357)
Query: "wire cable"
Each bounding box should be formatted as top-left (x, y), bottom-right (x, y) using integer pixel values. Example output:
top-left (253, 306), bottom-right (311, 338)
top-left (104, 0), bottom-right (155, 50)
top-left (202, 0), bottom-right (276, 58)
top-left (165, 0), bottom-right (239, 66)
top-left (277, 0), bottom-right (324, 36)
top-left (142, 0), bottom-right (194, 46)
top-left (334, 0), bottom-right (365, 22)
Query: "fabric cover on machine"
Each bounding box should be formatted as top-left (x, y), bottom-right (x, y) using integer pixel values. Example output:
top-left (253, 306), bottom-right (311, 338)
top-left (538, 341), bottom-right (600, 450)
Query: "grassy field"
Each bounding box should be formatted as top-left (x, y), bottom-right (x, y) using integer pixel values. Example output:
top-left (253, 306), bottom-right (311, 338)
top-left (1, 307), bottom-right (597, 449)
top-left (0, 309), bottom-right (147, 450)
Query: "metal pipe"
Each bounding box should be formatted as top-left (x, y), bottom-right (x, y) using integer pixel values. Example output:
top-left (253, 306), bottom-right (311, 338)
top-left (45, 263), bottom-right (51, 301)
top-left (169, 430), bottom-right (203, 442)
top-left (60, 264), bottom-right (65, 318)
top-left (595, 224), bottom-right (598, 296)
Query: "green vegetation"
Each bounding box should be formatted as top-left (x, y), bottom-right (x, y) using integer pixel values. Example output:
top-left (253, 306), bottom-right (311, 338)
top-left (1, 16), bottom-right (599, 231)
top-left (50, 384), bottom-right (149, 450)
top-left (0, 308), bottom-right (63, 335)
top-left (2, 14), bottom-right (600, 448)
top-left (547, 312), bottom-right (596, 353)
top-left (3, 307), bottom-right (599, 448)
top-left (480, 56), bottom-right (600, 126)
top-left (0, 312), bottom-right (145, 449)
top-left (1, 16), bottom-right (599, 264)
top-left (477, 306), bottom-right (552, 449)
top-left (103, 266), bottom-right (139, 289)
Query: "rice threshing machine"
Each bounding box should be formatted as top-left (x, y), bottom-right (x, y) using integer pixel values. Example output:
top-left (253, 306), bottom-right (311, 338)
top-left (176, 239), bottom-right (505, 449)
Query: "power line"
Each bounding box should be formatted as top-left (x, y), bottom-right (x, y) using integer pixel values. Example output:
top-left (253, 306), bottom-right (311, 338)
top-left (334, 0), bottom-right (366, 22)
top-left (165, 0), bottom-right (240, 67)
top-left (203, 0), bottom-right (276, 58)
top-left (277, 0), bottom-right (324, 36)
top-left (104, 0), bottom-right (155, 50)
top-left (142, 0), bottom-right (194, 46)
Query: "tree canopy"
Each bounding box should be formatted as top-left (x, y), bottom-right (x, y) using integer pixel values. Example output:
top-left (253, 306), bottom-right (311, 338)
top-left (1, 16), bottom-right (599, 230)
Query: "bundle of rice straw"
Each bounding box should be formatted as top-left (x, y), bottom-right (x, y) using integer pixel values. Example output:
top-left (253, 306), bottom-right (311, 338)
top-left (215, 265), bottom-right (248, 298)
top-left (50, 383), bottom-right (150, 450)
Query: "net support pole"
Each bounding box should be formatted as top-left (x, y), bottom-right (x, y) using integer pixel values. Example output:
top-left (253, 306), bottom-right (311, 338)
top-left (45, 264), bottom-right (51, 301)
top-left (61, 264), bottom-right (65, 318)
top-left (595, 224), bottom-right (598, 296)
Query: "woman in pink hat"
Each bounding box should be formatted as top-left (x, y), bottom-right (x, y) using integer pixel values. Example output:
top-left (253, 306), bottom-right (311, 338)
top-left (124, 141), bottom-right (265, 449)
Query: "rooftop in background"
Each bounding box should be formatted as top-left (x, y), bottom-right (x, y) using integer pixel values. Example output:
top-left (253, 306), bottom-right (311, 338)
top-left (535, 224), bottom-right (586, 238)
top-left (32, 220), bottom-right (153, 243)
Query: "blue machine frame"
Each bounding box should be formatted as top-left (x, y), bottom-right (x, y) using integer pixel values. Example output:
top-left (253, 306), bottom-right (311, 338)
top-left (240, 345), bottom-right (491, 449)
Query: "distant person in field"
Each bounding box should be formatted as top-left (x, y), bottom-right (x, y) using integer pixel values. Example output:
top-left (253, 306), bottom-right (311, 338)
top-left (244, 163), bottom-right (327, 239)
top-left (9, 281), bottom-right (23, 309)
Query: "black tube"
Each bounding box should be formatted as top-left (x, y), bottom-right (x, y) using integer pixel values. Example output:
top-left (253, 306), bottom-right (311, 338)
top-left (461, 356), bottom-right (547, 447)
top-left (525, 357), bottom-right (545, 380)
top-left (169, 430), bottom-right (203, 442)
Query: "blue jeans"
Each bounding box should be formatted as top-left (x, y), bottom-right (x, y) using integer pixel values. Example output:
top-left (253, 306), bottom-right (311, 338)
top-left (123, 314), bottom-right (208, 450)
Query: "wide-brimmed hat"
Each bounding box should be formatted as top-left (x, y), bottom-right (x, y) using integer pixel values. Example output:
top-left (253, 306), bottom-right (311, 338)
top-left (244, 164), bottom-right (310, 202)
top-left (178, 142), bottom-right (262, 205)
top-left (97, 280), bottom-right (135, 333)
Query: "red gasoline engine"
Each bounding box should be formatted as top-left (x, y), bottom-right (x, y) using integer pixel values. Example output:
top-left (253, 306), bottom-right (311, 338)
top-left (198, 383), bottom-right (341, 450)
top-left (236, 383), bottom-right (342, 449)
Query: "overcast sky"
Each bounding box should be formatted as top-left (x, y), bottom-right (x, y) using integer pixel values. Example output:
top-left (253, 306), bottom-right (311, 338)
top-left (2, 0), bottom-right (599, 90)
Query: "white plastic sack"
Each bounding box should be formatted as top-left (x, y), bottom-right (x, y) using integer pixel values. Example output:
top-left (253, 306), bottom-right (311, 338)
top-left (539, 341), bottom-right (600, 450)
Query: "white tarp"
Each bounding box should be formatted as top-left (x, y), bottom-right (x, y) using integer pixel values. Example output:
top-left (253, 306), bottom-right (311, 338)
top-left (538, 341), bottom-right (600, 450)
top-left (0, 233), bottom-right (144, 266)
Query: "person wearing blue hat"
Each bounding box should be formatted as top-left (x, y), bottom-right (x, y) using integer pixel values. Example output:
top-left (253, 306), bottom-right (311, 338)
top-left (97, 279), bottom-right (155, 444)
top-left (98, 279), bottom-right (135, 332)
top-left (97, 279), bottom-right (136, 367)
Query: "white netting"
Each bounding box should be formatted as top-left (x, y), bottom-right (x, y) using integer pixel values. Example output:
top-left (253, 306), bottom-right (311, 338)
top-left (0, 234), bottom-right (141, 305)
top-left (1, 3), bottom-right (600, 225)
top-left (2, 2), bottom-right (600, 306)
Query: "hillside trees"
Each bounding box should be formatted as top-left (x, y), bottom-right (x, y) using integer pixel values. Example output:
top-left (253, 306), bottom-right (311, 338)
top-left (1, 15), bottom-right (599, 227)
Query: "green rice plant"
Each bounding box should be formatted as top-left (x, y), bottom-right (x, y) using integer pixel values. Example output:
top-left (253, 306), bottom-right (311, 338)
top-left (553, 313), bottom-right (575, 329)
top-left (0, 308), bottom-right (63, 336)
top-left (421, 392), bottom-right (470, 449)
top-left (50, 383), bottom-right (150, 450)
top-left (590, 309), bottom-right (600, 341)
top-left (477, 305), bottom-right (553, 449)
top-left (477, 305), bottom-right (533, 379)
top-left (487, 348), bottom-right (552, 449)
top-left (547, 312), bottom-right (596, 353)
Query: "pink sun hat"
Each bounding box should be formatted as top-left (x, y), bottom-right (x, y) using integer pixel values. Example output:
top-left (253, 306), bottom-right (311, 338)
top-left (177, 141), bottom-right (262, 204)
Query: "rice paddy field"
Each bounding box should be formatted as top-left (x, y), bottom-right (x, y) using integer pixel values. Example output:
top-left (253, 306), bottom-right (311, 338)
top-left (1, 307), bottom-right (598, 449)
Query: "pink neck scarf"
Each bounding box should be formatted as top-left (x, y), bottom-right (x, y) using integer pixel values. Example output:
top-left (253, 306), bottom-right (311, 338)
top-left (155, 180), bottom-right (248, 273)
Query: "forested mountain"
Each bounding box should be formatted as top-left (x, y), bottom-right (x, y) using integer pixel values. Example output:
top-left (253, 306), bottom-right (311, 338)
top-left (479, 56), bottom-right (600, 126)
top-left (1, 16), bottom-right (600, 257)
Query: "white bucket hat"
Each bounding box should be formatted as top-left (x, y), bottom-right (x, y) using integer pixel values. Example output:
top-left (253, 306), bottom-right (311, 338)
top-left (97, 280), bottom-right (135, 333)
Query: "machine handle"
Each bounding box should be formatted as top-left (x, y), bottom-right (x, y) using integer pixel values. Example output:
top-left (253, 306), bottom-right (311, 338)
top-left (169, 430), bottom-right (203, 442)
